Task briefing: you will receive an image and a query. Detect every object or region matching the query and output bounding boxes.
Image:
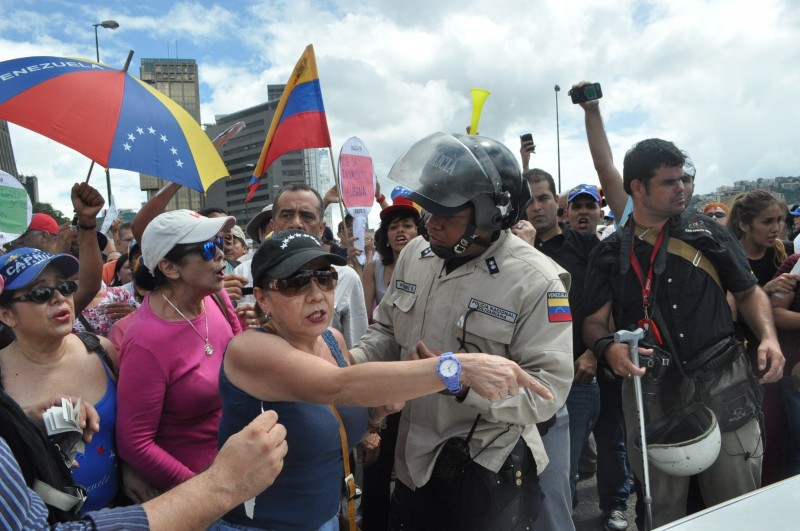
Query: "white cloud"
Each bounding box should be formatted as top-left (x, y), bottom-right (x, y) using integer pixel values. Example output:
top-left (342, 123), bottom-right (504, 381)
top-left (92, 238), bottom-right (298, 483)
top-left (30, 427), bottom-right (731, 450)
top-left (2, 0), bottom-right (800, 218)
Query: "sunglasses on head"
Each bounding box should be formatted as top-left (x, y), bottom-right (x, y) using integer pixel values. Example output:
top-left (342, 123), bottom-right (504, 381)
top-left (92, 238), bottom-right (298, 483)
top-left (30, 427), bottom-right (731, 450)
top-left (709, 211), bottom-right (727, 219)
top-left (265, 269), bottom-right (338, 297)
top-left (10, 280), bottom-right (79, 303)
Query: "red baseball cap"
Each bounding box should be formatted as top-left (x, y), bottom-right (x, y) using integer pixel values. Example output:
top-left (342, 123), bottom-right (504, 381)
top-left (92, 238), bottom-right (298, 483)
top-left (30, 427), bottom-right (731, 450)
top-left (380, 196), bottom-right (420, 222)
top-left (28, 213), bottom-right (59, 235)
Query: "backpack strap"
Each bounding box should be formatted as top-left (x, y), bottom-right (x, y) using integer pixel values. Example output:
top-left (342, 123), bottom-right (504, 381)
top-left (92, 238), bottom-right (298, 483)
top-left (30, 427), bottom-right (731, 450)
top-left (634, 225), bottom-right (722, 289)
top-left (75, 331), bottom-right (116, 378)
top-left (77, 313), bottom-right (97, 335)
top-left (33, 480), bottom-right (87, 513)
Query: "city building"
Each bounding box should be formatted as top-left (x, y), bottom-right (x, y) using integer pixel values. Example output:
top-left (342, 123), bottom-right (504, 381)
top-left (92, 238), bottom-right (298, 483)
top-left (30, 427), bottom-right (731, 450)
top-left (138, 58), bottom-right (205, 211)
top-left (19, 175), bottom-right (39, 204)
top-left (0, 120), bottom-right (19, 178)
top-left (204, 85), bottom-right (333, 230)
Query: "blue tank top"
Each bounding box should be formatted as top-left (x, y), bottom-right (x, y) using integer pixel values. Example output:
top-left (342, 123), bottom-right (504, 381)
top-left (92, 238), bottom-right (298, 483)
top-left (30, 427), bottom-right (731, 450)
top-left (73, 354), bottom-right (119, 512)
top-left (218, 329), bottom-right (368, 530)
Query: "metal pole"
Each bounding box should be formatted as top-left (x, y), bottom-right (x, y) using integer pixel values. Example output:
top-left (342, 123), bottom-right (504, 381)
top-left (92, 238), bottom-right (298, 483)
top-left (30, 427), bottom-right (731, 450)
top-left (94, 25), bottom-right (100, 62)
top-left (93, 21), bottom-right (120, 204)
top-left (554, 84), bottom-right (562, 194)
top-left (105, 167), bottom-right (112, 212)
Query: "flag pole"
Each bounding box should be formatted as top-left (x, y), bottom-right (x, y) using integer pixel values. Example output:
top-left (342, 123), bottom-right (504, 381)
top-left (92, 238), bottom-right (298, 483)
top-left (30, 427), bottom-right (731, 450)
top-left (327, 148), bottom-right (350, 243)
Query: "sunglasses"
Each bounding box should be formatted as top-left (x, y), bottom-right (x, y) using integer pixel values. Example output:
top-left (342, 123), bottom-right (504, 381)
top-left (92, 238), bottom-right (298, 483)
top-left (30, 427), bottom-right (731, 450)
top-left (10, 280), bottom-right (79, 303)
top-left (186, 236), bottom-right (224, 261)
top-left (709, 212), bottom-right (727, 219)
top-left (265, 269), bottom-right (338, 297)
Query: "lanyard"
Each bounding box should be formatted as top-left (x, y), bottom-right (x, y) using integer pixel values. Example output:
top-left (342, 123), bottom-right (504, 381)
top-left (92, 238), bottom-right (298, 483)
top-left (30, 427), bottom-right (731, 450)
top-left (629, 224), bottom-right (667, 343)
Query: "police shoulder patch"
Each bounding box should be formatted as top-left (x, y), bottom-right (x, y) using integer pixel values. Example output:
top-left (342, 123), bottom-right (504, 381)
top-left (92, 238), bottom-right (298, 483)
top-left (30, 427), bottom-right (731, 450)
top-left (546, 291), bottom-right (572, 322)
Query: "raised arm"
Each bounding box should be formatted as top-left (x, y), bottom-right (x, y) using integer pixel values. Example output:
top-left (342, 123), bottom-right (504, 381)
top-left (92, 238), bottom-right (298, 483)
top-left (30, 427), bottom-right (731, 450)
top-left (361, 260), bottom-right (377, 319)
top-left (131, 182), bottom-right (182, 242)
top-left (574, 81), bottom-right (627, 220)
top-left (71, 183), bottom-right (104, 313)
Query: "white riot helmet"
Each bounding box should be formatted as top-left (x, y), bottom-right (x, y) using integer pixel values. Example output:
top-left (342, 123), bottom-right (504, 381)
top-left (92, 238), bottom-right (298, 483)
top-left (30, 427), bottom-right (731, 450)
top-left (638, 404), bottom-right (721, 477)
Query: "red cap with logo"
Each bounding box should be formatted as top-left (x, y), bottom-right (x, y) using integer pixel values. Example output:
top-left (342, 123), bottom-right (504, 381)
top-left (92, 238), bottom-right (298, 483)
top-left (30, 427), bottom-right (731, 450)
top-left (28, 213), bottom-right (59, 235)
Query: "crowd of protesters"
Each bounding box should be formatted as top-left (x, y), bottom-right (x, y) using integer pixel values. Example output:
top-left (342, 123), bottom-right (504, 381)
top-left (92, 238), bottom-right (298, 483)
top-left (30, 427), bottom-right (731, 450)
top-left (0, 79), bottom-right (798, 531)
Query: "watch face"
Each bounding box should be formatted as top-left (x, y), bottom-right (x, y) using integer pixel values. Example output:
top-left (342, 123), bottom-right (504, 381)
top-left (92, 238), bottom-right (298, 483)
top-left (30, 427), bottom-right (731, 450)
top-left (439, 358), bottom-right (458, 377)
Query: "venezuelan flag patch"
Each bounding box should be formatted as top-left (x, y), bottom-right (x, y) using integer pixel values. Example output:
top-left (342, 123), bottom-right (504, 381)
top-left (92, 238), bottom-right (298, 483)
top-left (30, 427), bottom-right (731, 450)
top-left (547, 292), bottom-right (572, 322)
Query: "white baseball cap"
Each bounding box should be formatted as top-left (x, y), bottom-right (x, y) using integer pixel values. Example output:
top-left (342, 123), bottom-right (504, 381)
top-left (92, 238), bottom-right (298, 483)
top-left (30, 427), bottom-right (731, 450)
top-left (142, 210), bottom-right (236, 271)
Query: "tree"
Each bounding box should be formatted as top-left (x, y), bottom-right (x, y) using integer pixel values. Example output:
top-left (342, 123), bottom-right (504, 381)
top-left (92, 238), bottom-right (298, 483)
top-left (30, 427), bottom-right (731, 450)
top-left (32, 202), bottom-right (69, 225)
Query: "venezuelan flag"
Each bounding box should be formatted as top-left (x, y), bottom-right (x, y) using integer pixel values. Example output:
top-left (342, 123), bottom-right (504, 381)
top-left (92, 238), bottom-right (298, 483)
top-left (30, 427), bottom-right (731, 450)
top-left (246, 45), bottom-right (331, 202)
top-left (547, 292), bottom-right (572, 322)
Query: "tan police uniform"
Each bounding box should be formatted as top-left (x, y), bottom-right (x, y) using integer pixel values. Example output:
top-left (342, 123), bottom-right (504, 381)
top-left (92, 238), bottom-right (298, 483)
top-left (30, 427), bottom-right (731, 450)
top-left (350, 231), bottom-right (574, 490)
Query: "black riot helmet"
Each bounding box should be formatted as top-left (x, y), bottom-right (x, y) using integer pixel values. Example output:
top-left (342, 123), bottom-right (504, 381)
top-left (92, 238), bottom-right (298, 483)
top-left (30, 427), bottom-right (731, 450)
top-left (388, 133), bottom-right (528, 258)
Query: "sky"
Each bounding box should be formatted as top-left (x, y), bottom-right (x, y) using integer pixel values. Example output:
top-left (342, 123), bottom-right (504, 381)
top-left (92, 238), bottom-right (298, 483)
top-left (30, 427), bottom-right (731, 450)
top-left (1, 0), bottom-right (799, 221)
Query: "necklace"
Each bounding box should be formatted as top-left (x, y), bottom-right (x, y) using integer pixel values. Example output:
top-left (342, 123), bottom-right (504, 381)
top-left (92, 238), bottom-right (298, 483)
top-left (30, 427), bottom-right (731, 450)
top-left (162, 293), bottom-right (213, 356)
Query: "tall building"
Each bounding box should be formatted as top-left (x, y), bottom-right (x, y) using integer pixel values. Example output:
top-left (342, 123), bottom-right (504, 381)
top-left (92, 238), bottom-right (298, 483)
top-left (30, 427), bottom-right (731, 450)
top-left (0, 120), bottom-right (19, 178)
top-left (138, 58), bottom-right (205, 211)
top-left (19, 175), bottom-right (39, 204)
top-left (204, 85), bottom-right (332, 230)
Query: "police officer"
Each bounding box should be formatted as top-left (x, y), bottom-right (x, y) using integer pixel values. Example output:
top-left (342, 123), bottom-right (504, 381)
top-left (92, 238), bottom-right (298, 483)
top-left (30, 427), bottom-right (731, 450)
top-left (350, 133), bottom-right (574, 530)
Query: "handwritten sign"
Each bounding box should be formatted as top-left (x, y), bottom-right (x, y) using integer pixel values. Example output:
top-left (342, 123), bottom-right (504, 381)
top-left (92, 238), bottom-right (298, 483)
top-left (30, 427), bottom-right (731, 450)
top-left (0, 170), bottom-right (32, 245)
top-left (338, 137), bottom-right (375, 211)
top-left (338, 137), bottom-right (375, 265)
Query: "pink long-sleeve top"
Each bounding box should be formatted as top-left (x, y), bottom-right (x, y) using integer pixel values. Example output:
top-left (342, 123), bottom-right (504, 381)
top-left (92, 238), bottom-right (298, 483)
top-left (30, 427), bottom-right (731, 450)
top-left (116, 291), bottom-right (240, 490)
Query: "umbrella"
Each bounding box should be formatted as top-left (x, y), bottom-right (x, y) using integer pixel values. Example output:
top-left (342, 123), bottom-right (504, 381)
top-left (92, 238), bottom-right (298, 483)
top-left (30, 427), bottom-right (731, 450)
top-left (0, 55), bottom-right (228, 192)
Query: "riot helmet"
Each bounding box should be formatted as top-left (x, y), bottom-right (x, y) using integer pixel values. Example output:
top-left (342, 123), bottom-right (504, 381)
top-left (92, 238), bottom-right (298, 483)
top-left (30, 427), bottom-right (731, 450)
top-left (637, 403), bottom-right (722, 477)
top-left (387, 133), bottom-right (527, 258)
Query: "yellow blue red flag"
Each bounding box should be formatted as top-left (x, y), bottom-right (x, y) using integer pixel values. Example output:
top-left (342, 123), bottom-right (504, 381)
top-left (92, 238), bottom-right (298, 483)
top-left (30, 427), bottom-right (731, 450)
top-left (246, 45), bottom-right (331, 202)
top-left (546, 292), bottom-right (572, 322)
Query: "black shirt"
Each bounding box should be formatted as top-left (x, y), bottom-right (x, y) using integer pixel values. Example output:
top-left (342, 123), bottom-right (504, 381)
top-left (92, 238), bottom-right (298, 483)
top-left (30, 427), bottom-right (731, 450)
top-left (536, 228), bottom-right (600, 359)
top-left (585, 211), bottom-right (757, 362)
top-left (749, 246), bottom-right (778, 286)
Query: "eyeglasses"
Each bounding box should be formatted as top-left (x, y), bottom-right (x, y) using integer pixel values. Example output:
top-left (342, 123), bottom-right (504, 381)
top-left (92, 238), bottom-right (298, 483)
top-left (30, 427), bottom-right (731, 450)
top-left (709, 211), bottom-right (727, 219)
top-left (10, 280), bottom-right (79, 303)
top-left (187, 236), bottom-right (224, 261)
top-left (265, 269), bottom-right (338, 296)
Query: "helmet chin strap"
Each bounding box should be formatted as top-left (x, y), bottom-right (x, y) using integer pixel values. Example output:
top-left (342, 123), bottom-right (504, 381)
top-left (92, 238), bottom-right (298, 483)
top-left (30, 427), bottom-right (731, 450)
top-left (430, 222), bottom-right (496, 260)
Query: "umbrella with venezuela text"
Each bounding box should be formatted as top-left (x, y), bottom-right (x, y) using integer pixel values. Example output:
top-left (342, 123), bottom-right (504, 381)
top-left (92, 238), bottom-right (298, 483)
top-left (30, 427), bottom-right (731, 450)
top-left (0, 55), bottom-right (228, 192)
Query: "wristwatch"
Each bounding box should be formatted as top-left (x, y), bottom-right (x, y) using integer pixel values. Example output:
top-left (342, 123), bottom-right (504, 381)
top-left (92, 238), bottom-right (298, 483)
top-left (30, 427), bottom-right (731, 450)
top-left (436, 352), bottom-right (462, 393)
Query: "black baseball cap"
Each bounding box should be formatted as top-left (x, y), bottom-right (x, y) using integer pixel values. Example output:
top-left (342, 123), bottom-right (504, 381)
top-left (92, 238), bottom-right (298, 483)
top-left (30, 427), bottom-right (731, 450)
top-left (251, 229), bottom-right (347, 284)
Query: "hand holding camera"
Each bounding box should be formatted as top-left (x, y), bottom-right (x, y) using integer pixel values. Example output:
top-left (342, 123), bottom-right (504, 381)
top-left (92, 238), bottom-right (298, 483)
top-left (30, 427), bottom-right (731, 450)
top-left (569, 81), bottom-right (603, 105)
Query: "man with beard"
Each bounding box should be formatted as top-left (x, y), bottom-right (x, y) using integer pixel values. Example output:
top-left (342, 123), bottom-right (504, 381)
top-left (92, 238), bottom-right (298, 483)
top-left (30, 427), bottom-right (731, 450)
top-left (573, 81), bottom-right (695, 530)
top-left (583, 138), bottom-right (782, 528)
top-left (524, 169), bottom-right (604, 527)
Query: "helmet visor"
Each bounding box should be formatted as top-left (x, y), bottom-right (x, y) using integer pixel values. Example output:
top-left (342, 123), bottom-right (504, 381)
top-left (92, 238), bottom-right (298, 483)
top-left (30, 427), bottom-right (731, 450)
top-left (387, 133), bottom-right (497, 214)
